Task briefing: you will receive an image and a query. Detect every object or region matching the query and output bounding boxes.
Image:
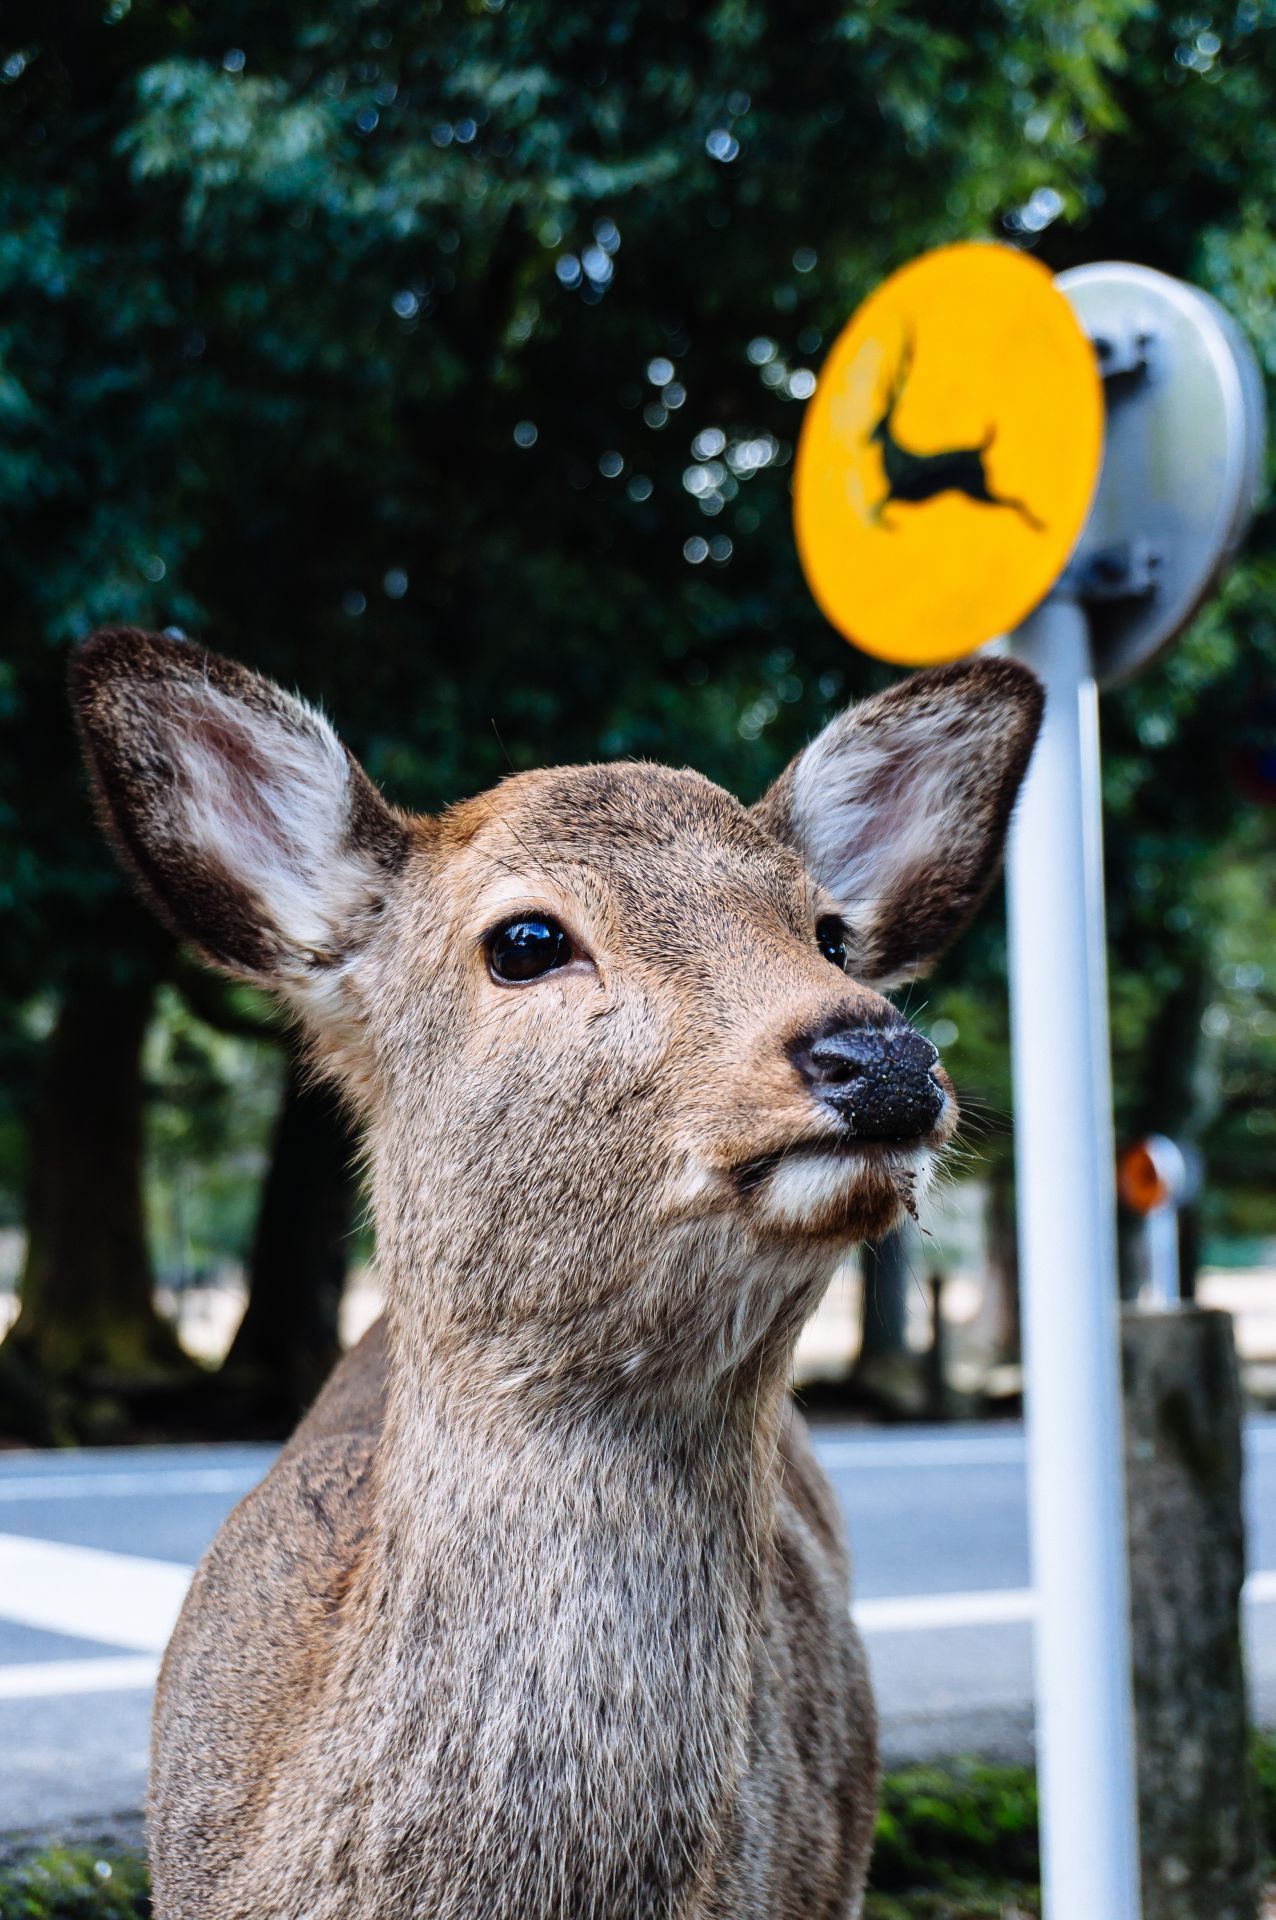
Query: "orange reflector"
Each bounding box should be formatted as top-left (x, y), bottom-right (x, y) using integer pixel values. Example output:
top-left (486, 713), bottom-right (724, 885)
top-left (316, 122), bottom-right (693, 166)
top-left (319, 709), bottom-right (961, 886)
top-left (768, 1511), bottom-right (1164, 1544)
top-left (1117, 1140), bottom-right (1172, 1215)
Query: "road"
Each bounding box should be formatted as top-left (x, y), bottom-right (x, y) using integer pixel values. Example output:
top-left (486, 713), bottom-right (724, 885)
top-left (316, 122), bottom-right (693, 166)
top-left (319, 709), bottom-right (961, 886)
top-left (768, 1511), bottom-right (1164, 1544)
top-left (3, 1419), bottom-right (1276, 1831)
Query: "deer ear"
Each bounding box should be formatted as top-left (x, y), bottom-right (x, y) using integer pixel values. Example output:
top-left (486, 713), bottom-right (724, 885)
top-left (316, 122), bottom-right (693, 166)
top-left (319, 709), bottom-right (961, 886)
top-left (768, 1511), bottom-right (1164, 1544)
top-left (753, 658), bottom-right (1043, 987)
top-left (71, 629), bottom-right (409, 1003)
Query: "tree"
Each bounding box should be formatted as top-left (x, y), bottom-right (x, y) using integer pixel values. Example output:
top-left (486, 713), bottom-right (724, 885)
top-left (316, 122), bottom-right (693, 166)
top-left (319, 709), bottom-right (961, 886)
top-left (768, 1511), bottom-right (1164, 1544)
top-left (12, 962), bottom-right (173, 1375)
top-left (223, 1043), bottom-right (360, 1421)
top-left (0, 0), bottom-right (1271, 1415)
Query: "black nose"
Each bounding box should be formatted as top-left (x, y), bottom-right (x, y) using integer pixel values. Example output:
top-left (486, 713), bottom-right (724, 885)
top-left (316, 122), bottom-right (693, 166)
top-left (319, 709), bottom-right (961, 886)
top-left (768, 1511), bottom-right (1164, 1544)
top-left (793, 1022), bottom-right (945, 1142)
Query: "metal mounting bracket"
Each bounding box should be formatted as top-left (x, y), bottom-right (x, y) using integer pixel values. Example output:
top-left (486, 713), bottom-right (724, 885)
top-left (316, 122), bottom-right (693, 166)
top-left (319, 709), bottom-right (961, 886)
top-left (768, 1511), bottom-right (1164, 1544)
top-left (1067, 537), bottom-right (1162, 604)
top-left (1090, 327), bottom-right (1155, 383)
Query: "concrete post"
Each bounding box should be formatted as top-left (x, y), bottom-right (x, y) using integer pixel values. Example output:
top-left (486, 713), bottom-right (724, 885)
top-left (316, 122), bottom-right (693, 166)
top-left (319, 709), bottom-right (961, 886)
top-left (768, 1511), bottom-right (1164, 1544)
top-left (1122, 1307), bottom-right (1258, 1920)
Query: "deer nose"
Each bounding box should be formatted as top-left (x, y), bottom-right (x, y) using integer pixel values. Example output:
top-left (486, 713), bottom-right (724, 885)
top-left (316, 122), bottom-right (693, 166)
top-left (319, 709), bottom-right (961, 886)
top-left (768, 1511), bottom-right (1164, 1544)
top-left (792, 1022), bottom-right (945, 1142)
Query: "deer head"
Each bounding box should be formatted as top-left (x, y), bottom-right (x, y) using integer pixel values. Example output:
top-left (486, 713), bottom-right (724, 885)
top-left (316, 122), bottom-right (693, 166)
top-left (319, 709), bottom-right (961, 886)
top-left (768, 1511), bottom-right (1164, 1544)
top-left (73, 632), bottom-right (1041, 1405)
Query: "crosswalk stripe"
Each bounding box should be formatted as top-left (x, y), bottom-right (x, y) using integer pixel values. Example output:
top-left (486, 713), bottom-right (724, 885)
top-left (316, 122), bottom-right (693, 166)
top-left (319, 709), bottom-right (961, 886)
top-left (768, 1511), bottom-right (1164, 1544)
top-left (0, 1655), bottom-right (160, 1700)
top-left (0, 1470), bottom-right (260, 1503)
top-left (2, 1533), bottom-right (1276, 1683)
top-left (0, 1533), bottom-right (190, 1654)
top-left (855, 1586), bottom-right (1036, 1632)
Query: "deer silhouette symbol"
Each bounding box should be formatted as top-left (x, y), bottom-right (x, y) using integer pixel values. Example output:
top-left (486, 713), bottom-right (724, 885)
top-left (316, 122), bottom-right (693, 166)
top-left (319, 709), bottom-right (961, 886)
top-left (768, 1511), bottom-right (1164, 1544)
top-left (868, 326), bottom-right (1045, 532)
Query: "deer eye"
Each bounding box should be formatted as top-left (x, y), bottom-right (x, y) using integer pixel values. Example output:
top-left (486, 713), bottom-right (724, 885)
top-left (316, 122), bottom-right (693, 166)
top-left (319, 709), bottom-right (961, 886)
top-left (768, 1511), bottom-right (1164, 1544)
top-left (816, 916), bottom-right (848, 971)
top-left (488, 915), bottom-right (574, 983)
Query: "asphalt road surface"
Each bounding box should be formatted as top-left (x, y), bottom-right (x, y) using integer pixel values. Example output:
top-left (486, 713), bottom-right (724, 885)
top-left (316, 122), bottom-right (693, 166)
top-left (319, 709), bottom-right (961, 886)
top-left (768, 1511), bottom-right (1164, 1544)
top-left (4, 1418), bottom-right (1276, 1832)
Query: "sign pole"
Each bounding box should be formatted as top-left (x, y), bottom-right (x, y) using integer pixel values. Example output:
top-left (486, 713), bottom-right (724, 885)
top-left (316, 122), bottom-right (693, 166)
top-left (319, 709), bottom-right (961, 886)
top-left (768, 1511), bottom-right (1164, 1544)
top-left (1006, 592), bottom-right (1141, 1920)
top-left (796, 247), bottom-right (1261, 1920)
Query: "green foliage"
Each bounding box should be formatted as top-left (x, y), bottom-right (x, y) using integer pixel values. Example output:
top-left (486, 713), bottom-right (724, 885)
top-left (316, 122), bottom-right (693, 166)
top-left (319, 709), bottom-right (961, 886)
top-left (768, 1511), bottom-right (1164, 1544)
top-left (0, 1848), bottom-right (150, 1920)
top-left (0, 0), bottom-right (1272, 1256)
top-left (865, 1894), bottom-right (1037, 1919)
top-left (1251, 1726), bottom-right (1276, 1857)
top-left (871, 1759), bottom-right (1040, 1905)
top-left (10, 1736), bottom-right (1276, 1918)
top-left (143, 987), bottom-right (282, 1284)
top-left (0, 1773), bottom-right (1038, 1918)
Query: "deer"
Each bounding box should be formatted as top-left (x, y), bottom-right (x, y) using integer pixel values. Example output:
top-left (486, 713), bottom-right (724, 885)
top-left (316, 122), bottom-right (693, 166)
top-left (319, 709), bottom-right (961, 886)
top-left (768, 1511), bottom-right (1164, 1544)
top-left (869, 326), bottom-right (1045, 532)
top-left (71, 627), bottom-right (1043, 1920)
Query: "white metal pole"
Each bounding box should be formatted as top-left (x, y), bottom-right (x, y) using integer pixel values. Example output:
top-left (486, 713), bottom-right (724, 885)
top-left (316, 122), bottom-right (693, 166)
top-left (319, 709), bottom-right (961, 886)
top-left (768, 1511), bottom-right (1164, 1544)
top-left (1006, 594), bottom-right (1142, 1920)
top-left (1144, 1205), bottom-right (1182, 1309)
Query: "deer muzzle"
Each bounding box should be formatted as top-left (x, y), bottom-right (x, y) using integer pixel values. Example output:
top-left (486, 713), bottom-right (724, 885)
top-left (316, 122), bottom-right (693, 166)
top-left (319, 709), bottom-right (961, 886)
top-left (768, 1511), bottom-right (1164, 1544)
top-left (792, 1021), bottom-right (946, 1144)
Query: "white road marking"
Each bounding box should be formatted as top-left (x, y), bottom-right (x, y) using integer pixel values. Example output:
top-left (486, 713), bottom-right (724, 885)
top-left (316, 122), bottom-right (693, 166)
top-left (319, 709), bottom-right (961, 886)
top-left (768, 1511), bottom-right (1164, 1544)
top-left (0, 1420), bottom-right (1270, 1499)
top-left (4, 1564), bottom-right (1270, 1698)
top-left (855, 1586), bottom-right (1036, 1633)
top-left (856, 1571), bottom-right (1276, 1634)
top-left (1, 1457), bottom-right (1276, 1698)
top-left (0, 1534), bottom-right (190, 1653)
top-left (0, 1469), bottom-right (260, 1503)
top-left (816, 1437), bottom-right (1025, 1471)
top-left (816, 1420), bottom-right (1276, 1473)
top-left (0, 1655), bottom-right (159, 1700)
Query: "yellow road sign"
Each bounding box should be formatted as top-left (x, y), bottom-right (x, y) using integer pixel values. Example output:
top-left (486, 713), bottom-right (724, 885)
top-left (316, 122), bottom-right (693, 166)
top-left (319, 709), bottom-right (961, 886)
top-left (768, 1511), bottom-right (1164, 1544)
top-left (794, 243), bottom-right (1104, 666)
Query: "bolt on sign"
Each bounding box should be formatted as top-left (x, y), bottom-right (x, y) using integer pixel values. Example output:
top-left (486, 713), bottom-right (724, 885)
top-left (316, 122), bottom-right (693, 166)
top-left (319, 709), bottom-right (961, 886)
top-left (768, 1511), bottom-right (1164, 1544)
top-left (794, 242), bottom-right (1104, 665)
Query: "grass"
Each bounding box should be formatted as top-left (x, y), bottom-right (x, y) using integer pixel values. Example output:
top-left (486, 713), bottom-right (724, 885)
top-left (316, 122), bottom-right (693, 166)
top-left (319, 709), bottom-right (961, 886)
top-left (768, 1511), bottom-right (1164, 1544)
top-left (865, 1759), bottom-right (1041, 1917)
top-left (0, 1833), bottom-right (1032, 1920)
top-left (0, 1849), bottom-right (150, 1920)
top-left (6, 1738), bottom-right (1276, 1918)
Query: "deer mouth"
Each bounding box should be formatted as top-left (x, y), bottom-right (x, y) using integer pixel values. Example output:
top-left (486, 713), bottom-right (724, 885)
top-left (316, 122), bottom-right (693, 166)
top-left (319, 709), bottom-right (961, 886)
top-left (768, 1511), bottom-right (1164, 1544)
top-left (731, 1134), bottom-right (931, 1196)
top-left (728, 1135), bottom-right (930, 1237)
top-left (726, 1131), bottom-right (936, 1243)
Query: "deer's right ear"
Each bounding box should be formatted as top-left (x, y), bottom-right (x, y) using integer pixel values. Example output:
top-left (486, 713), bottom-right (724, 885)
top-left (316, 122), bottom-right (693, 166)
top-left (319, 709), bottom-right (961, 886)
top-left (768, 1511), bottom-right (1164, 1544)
top-left (71, 630), bottom-right (409, 1000)
top-left (752, 657), bottom-right (1043, 987)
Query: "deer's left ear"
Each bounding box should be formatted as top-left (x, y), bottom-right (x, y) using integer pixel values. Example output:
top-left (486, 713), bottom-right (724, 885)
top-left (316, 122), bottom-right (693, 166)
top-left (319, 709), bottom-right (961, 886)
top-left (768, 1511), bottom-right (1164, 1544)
top-left (752, 658), bottom-right (1044, 987)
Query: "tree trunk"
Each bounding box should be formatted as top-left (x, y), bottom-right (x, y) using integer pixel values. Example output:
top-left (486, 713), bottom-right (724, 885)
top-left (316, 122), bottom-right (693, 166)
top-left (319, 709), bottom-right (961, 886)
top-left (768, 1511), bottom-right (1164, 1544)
top-left (1123, 1308), bottom-right (1258, 1919)
top-left (849, 1228), bottom-right (930, 1417)
top-left (982, 1160), bottom-right (1021, 1364)
top-left (13, 969), bottom-right (179, 1377)
top-left (224, 1049), bottom-right (359, 1418)
top-left (859, 1228), bottom-right (911, 1359)
top-left (1138, 963), bottom-right (1208, 1142)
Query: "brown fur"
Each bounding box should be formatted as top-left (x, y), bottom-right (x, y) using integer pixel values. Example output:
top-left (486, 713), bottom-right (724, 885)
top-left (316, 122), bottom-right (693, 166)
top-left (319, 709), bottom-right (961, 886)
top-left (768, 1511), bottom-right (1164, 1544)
top-left (70, 630), bottom-right (1042, 1919)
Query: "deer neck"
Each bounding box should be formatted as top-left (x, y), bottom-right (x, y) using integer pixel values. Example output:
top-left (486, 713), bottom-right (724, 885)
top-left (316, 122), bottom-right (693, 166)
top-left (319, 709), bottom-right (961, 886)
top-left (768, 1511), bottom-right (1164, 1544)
top-left (348, 1310), bottom-right (785, 1918)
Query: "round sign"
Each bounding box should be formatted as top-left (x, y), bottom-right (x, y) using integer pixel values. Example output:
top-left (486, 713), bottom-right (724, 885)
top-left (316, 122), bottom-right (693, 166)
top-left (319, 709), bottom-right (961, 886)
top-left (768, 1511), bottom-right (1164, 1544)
top-left (794, 243), bottom-right (1104, 666)
top-left (1056, 262), bottom-right (1266, 686)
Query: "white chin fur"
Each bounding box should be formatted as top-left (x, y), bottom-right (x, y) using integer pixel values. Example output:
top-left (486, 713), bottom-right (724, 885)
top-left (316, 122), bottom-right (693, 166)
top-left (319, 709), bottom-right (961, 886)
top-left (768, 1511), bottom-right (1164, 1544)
top-left (756, 1145), bottom-right (934, 1231)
